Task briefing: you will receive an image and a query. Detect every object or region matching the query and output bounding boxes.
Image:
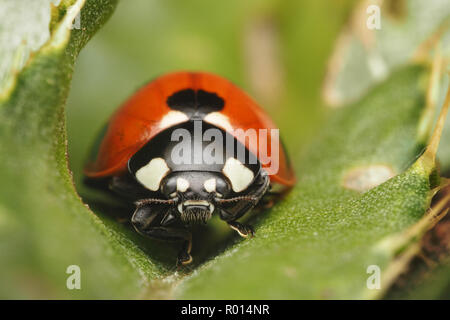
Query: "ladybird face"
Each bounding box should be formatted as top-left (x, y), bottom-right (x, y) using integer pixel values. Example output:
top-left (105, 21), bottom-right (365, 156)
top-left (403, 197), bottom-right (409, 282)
top-left (160, 171), bottom-right (231, 223)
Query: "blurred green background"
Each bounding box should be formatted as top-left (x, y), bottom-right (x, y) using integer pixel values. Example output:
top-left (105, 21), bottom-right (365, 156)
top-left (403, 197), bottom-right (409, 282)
top-left (66, 0), bottom-right (354, 188)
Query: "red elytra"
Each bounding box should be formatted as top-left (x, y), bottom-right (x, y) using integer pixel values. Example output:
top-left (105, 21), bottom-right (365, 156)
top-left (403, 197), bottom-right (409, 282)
top-left (84, 71), bottom-right (296, 188)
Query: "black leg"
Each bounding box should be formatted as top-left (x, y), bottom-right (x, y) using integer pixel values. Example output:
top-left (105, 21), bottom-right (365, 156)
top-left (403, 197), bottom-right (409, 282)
top-left (109, 174), bottom-right (155, 201)
top-left (227, 221), bottom-right (254, 238)
top-left (177, 236), bottom-right (193, 266)
top-left (218, 171), bottom-right (270, 239)
top-left (219, 170), bottom-right (270, 219)
top-left (131, 204), bottom-right (193, 265)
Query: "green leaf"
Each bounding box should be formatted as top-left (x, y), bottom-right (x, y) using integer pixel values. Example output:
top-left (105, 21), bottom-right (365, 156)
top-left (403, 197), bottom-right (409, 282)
top-left (0, 0), bottom-right (169, 299)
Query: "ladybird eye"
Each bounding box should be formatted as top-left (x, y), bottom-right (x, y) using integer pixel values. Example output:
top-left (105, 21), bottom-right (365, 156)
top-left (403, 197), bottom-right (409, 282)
top-left (169, 192), bottom-right (177, 198)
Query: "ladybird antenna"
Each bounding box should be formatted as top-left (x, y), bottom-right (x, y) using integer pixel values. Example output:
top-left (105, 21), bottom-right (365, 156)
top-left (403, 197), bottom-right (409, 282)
top-left (135, 198), bottom-right (178, 207)
top-left (214, 196), bottom-right (259, 205)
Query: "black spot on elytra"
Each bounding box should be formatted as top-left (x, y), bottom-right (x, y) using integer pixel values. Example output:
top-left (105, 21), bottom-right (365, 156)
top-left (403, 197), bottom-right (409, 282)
top-left (166, 89), bottom-right (225, 119)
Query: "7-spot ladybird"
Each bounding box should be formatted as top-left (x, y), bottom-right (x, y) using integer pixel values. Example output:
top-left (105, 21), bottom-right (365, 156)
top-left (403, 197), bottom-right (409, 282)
top-left (84, 72), bottom-right (295, 265)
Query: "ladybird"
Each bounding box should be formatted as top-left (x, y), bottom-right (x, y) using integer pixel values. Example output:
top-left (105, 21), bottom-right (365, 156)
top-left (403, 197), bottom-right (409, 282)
top-left (84, 72), bottom-right (295, 265)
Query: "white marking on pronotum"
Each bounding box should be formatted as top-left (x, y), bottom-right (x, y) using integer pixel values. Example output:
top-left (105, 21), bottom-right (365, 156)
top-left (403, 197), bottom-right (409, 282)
top-left (135, 158), bottom-right (170, 191)
top-left (204, 112), bottom-right (233, 132)
top-left (159, 110), bottom-right (189, 129)
top-left (176, 177), bottom-right (190, 192)
top-left (222, 158), bottom-right (254, 192)
top-left (204, 178), bottom-right (217, 193)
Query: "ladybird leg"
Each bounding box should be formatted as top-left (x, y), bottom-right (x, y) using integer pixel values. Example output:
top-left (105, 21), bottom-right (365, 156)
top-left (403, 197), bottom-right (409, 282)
top-left (218, 171), bottom-right (270, 221)
top-left (218, 172), bottom-right (270, 238)
top-left (227, 221), bottom-right (255, 238)
top-left (177, 235), bottom-right (193, 266)
top-left (138, 226), bottom-right (193, 266)
top-left (138, 226), bottom-right (192, 266)
top-left (131, 205), bottom-right (193, 265)
top-left (109, 175), bottom-right (152, 201)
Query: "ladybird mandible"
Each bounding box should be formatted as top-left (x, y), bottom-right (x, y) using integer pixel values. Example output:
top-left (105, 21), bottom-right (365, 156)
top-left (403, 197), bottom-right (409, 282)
top-left (84, 71), bottom-right (295, 265)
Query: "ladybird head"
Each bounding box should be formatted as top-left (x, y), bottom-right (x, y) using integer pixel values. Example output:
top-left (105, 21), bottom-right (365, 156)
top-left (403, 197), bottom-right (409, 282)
top-left (161, 171), bottom-right (231, 224)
